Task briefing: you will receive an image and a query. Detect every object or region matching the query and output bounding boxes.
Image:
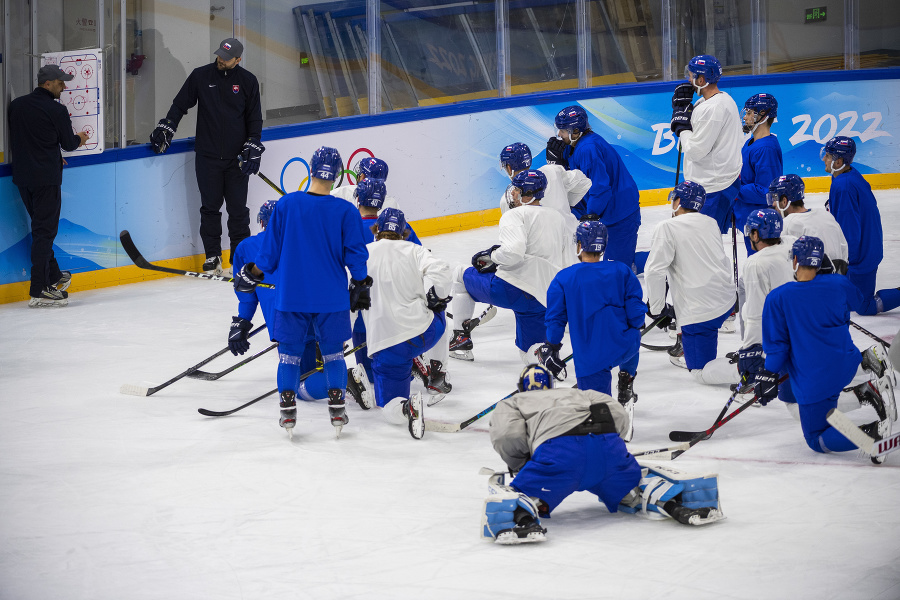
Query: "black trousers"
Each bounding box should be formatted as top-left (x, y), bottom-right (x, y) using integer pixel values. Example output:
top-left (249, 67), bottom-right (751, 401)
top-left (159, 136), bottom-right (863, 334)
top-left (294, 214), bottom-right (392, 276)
top-left (195, 154), bottom-right (250, 262)
top-left (18, 184), bottom-right (63, 297)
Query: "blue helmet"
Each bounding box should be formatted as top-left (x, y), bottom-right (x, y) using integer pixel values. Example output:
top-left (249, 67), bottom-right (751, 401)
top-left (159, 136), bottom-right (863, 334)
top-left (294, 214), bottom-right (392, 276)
top-left (743, 93), bottom-right (777, 120)
top-left (518, 363), bottom-right (553, 392)
top-left (511, 169), bottom-right (547, 201)
top-left (356, 157), bottom-right (389, 180)
top-left (354, 177), bottom-right (387, 209)
top-left (554, 105), bottom-right (589, 133)
top-left (820, 136), bottom-right (856, 164)
top-left (767, 174), bottom-right (805, 207)
top-left (669, 180), bottom-right (706, 212)
top-left (499, 142), bottom-right (532, 172)
top-left (791, 236), bottom-right (825, 268)
top-left (685, 54), bottom-right (722, 84)
top-left (744, 208), bottom-right (783, 239)
top-left (257, 200), bottom-right (277, 229)
top-left (575, 220), bottom-right (608, 254)
top-left (310, 146), bottom-right (342, 181)
top-left (375, 207), bottom-right (407, 236)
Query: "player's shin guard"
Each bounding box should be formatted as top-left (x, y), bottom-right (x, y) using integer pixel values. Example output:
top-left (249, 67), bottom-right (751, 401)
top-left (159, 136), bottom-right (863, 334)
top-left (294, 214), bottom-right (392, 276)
top-left (618, 464), bottom-right (724, 526)
top-left (481, 473), bottom-right (547, 544)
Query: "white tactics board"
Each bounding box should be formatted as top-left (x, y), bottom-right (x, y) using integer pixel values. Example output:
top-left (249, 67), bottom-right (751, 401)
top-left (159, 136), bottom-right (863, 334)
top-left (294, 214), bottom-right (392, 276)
top-left (41, 49), bottom-right (104, 156)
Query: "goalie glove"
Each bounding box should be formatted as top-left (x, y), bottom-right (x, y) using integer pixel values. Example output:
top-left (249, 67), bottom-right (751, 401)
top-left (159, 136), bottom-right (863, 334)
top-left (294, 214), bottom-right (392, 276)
top-left (545, 137), bottom-right (569, 170)
top-left (425, 286), bottom-right (451, 313)
top-left (472, 244), bottom-right (501, 274)
top-left (670, 106), bottom-right (694, 137)
top-left (537, 342), bottom-right (567, 381)
top-left (349, 276), bottom-right (374, 311)
top-left (228, 317), bottom-right (253, 356)
top-left (234, 263), bottom-right (263, 294)
top-left (671, 83), bottom-right (695, 111)
top-left (239, 138), bottom-right (265, 175)
top-left (150, 118), bottom-right (176, 154)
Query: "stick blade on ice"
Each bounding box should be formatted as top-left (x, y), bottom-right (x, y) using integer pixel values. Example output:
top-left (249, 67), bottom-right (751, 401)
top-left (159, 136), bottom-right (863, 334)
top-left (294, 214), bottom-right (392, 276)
top-left (120, 383), bottom-right (150, 396)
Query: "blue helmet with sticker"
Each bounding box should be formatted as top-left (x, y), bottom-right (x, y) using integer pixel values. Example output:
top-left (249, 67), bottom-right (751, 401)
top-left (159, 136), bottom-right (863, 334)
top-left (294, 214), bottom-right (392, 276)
top-left (791, 236), bottom-right (825, 268)
top-left (575, 220), bottom-right (608, 255)
top-left (356, 157), bottom-right (389, 180)
top-left (743, 93), bottom-right (778, 120)
top-left (820, 136), bottom-right (856, 164)
top-left (744, 208), bottom-right (783, 239)
top-left (518, 363), bottom-right (553, 392)
top-left (669, 180), bottom-right (706, 212)
top-left (685, 54), bottom-right (723, 84)
top-left (257, 200), bottom-right (277, 229)
top-left (354, 178), bottom-right (387, 209)
top-left (767, 174), bottom-right (805, 208)
top-left (554, 105), bottom-right (589, 133)
top-left (511, 169), bottom-right (547, 201)
top-left (499, 142), bottom-right (533, 172)
top-left (310, 146), bottom-right (342, 181)
top-left (375, 207), bottom-right (407, 236)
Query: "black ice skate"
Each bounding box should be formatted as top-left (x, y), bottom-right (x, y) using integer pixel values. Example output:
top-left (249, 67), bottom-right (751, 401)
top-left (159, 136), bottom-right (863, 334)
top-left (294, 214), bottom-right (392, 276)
top-left (55, 271), bottom-right (72, 292)
top-left (346, 365), bottom-right (374, 410)
top-left (617, 371), bottom-right (637, 442)
top-left (28, 285), bottom-right (68, 308)
top-left (861, 344), bottom-right (890, 379)
top-left (449, 319), bottom-right (477, 361)
top-left (411, 356), bottom-right (430, 387)
top-left (202, 255), bottom-right (224, 276)
top-left (402, 392), bottom-right (425, 440)
top-left (279, 390), bottom-right (297, 438)
top-left (667, 334), bottom-right (686, 369)
top-left (494, 510), bottom-right (547, 545)
top-left (426, 359), bottom-right (452, 403)
top-left (328, 388), bottom-right (349, 438)
top-left (860, 419), bottom-right (891, 465)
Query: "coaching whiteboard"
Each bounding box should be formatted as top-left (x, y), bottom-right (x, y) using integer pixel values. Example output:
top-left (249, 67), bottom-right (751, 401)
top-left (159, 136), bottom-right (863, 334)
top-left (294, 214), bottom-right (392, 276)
top-left (41, 49), bottom-right (104, 156)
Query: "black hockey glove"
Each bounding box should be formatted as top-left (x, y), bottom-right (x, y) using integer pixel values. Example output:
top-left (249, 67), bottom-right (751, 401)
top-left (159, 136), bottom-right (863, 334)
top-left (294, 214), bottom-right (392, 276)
top-left (472, 244), bottom-right (501, 274)
top-left (234, 262), bottom-right (263, 294)
top-left (537, 342), bottom-right (567, 381)
top-left (425, 286), bottom-right (451, 314)
top-left (578, 213), bottom-right (601, 223)
top-left (545, 137), bottom-right (570, 170)
top-left (150, 118), bottom-right (176, 154)
top-left (737, 343), bottom-right (764, 388)
top-left (753, 369), bottom-right (779, 406)
top-left (239, 138), bottom-right (265, 175)
top-left (670, 107), bottom-right (694, 137)
top-left (349, 276), bottom-right (374, 311)
top-left (647, 303), bottom-right (675, 330)
top-left (671, 83), bottom-right (695, 111)
top-left (228, 316), bottom-right (253, 356)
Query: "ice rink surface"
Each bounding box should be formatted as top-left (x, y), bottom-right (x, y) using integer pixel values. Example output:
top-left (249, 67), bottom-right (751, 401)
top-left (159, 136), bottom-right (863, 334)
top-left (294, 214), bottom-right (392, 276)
top-left (2, 191), bottom-right (899, 600)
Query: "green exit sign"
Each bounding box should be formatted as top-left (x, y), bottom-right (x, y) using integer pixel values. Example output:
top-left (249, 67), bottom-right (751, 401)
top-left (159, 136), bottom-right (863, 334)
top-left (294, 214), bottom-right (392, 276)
top-left (805, 6), bottom-right (827, 22)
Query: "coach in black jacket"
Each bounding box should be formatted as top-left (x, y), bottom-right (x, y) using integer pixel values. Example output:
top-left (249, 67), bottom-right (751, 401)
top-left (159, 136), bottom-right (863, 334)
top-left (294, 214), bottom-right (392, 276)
top-left (9, 64), bottom-right (88, 307)
top-left (150, 38), bottom-right (264, 276)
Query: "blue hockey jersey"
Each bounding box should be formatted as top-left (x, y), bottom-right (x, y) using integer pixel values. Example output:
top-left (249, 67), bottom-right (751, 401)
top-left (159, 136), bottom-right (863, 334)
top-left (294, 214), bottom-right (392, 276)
top-left (232, 233), bottom-right (276, 324)
top-left (255, 191), bottom-right (368, 313)
top-left (734, 134), bottom-right (783, 229)
top-left (762, 274), bottom-right (863, 403)
top-left (545, 260), bottom-right (645, 377)
top-left (566, 132), bottom-right (640, 226)
top-left (828, 168), bottom-right (883, 273)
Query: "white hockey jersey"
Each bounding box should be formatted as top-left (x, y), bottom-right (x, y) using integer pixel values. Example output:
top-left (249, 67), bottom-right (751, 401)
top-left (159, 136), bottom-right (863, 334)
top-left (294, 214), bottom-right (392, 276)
top-left (680, 92), bottom-right (743, 193)
top-left (782, 208), bottom-right (848, 262)
top-left (331, 183), bottom-right (401, 212)
top-left (645, 212), bottom-right (735, 327)
top-left (499, 164), bottom-right (591, 234)
top-left (492, 204), bottom-right (575, 307)
top-left (361, 239), bottom-right (451, 356)
top-left (741, 235), bottom-right (796, 348)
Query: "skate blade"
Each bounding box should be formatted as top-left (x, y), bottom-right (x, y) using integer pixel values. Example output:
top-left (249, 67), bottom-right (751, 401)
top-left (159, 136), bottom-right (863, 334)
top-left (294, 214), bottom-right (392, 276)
top-left (287, 427), bottom-right (294, 440)
top-left (426, 394), bottom-right (446, 407)
top-left (449, 350), bottom-right (474, 362)
top-left (333, 424), bottom-right (343, 439)
top-left (495, 531), bottom-right (547, 545)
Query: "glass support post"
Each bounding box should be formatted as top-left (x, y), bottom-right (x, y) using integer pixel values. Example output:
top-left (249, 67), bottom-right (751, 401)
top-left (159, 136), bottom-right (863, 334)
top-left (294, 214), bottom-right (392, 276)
top-left (366, 0), bottom-right (381, 114)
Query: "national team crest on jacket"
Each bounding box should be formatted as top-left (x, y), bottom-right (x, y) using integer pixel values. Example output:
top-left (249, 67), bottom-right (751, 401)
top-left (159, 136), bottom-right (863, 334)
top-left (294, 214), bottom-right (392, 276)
top-left (232, 85), bottom-right (240, 94)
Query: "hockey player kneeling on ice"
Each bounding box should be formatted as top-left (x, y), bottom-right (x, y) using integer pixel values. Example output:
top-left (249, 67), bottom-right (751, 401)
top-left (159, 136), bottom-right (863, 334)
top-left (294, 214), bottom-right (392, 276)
top-left (538, 219), bottom-right (645, 441)
top-left (645, 181), bottom-right (736, 380)
top-left (234, 146), bottom-right (371, 438)
top-left (361, 208), bottom-right (452, 440)
top-left (449, 170), bottom-right (573, 362)
top-left (482, 365), bottom-right (723, 544)
top-left (758, 236), bottom-right (897, 464)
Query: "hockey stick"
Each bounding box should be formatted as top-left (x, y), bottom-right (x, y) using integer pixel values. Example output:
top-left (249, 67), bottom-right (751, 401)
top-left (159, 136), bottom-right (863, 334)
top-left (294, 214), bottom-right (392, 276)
top-left (639, 315), bottom-right (676, 351)
top-left (424, 353), bottom-right (574, 433)
top-left (119, 230), bottom-right (276, 289)
top-left (826, 408), bottom-right (900, 457)
top-left (446, 304), bottom-right (498, 327)
top-left (849, 320), bottom-right (892, 348)
top-left (119, 324), bottom-right (268, 396)
top-left (238, 156), bottom-right (285, 196)
top-left (187, 342), bottom-right (278, 380)
top-left (668, 374), bottom-right (789, 442)
top-left (197, 342), bottom-right (366, 417)
top-left (632, 443), bottom-right (691, 461)
top-left (731, 213), bottom-right (740, 314)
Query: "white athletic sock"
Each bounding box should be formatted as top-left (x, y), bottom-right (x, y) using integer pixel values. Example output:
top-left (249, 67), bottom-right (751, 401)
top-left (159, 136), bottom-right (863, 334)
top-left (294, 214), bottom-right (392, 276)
top-left (382, 397), bottom-right (408, 425)
top-left (690, 357), bottom-right (739, 385)
top-left (451, 265), bottom-right (476, 330)
top-left (783, 402), bottom-right (801, 421)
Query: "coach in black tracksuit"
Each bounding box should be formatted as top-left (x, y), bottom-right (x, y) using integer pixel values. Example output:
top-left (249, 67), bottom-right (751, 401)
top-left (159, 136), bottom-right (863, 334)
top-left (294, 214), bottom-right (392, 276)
top-left (9, 64), bottom-right (88, 304)
top-left (150, 38), bottom-right (264, 273)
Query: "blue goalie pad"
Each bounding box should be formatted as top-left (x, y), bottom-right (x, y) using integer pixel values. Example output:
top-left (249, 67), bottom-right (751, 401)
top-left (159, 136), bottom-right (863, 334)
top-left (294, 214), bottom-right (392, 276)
top-left (481, 473), bottom-right (543, 541)
top-left (619, 464), bottom-right (721, 517)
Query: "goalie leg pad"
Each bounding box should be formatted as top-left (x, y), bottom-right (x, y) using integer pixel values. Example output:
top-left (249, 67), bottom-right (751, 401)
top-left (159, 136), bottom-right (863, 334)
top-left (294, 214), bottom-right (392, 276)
top-left (621, 464), bottom-right (723, 522)
top-left (482, 476), bottom-right (546, 543)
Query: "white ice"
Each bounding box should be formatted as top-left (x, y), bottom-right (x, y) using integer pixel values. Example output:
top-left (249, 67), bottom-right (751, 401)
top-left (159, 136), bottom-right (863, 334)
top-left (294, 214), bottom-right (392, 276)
top-left (2, 192), bottom-right (899, 599)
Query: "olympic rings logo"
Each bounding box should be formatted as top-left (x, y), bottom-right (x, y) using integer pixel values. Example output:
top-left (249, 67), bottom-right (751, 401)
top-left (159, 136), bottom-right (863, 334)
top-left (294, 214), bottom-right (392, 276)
top-left (279, 147), bottom-right (374, 193)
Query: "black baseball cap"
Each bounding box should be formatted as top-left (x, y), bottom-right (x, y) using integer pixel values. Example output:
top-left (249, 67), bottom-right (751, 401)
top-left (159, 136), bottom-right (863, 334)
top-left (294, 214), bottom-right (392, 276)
top-left (38, 64), bottom-right (74, 84)
top-left (214, 38), bottom-right (244, 60)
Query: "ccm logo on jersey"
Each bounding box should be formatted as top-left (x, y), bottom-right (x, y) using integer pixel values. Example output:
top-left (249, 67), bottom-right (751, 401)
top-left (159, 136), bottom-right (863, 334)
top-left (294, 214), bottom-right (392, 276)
top-left (233, 85), bottom-right (240, 93)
